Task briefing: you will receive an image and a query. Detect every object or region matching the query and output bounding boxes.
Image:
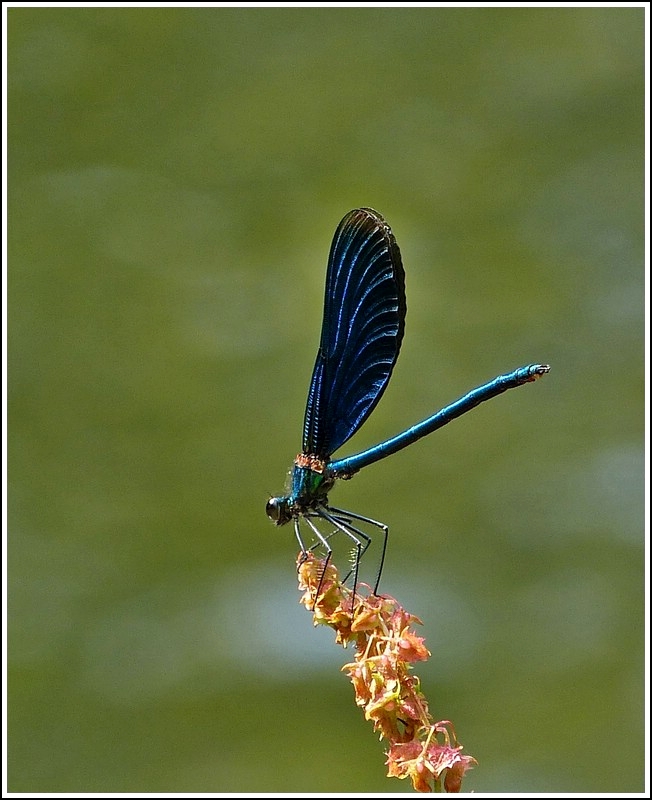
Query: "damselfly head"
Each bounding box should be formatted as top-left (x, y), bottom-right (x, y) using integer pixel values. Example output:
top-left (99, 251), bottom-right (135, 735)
top-left (266, 495), bottom-right (292, 526)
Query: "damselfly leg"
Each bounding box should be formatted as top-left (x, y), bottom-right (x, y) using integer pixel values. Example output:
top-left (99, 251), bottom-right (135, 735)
top-left (294, 506), bottom-right (389, 608)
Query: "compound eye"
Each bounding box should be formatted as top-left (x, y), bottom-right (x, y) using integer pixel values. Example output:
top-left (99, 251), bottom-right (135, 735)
top-left (266, 497), bottom-right (281, 522)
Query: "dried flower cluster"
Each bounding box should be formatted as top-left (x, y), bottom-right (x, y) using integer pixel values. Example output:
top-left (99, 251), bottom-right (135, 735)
top-left (297, 553), bottom-right (476, 793)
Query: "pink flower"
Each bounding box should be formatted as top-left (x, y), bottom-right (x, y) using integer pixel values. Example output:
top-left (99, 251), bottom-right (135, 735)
top-left (297, 554), bottom-right (476, 792)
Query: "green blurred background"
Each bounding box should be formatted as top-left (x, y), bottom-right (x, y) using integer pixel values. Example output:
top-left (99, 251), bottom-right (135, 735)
top-left (7, 6), bottom-right (645, 794)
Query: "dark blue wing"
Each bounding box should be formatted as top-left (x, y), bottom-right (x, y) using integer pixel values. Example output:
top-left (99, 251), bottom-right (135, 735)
top-left (302, 208), bottom-right (406, 458)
